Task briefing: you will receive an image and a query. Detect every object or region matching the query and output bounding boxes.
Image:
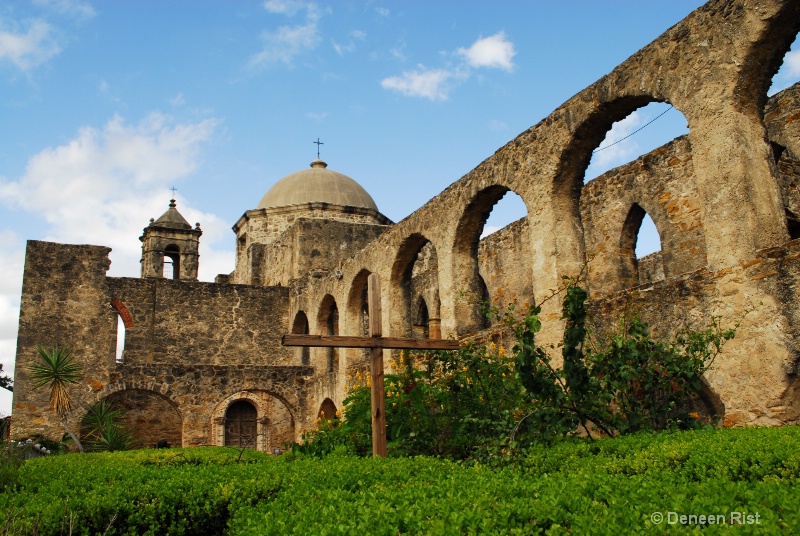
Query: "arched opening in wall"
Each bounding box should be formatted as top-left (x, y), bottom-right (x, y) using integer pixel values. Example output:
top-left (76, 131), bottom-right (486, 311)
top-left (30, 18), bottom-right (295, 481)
top-left (347, 269), bottom-right (372, 361)
top-left (163, 245), bottom-right (180, 280)
top-left (763, 33), bottom-right (800, 241)
top-left (115, 316), bottom-right (126, 363)
top-left (481, 190), bottom-right (528, 239)
top-left (390, 234), bottom-right (441, 339)
top-left (584, 102), bottom-right (689, 183)
top-left (225, 400), bottom-right (257, 448)
top-left (453, 186), bottom-right (531, 335)
top-left (100, 389), bottom-right (182, 449)
top-left (317, 295), bottom-right (339, 373)
top-left (317, 398), bottom-right (338, 422)
top-left (767, 33), bottom-right (800, 97)
top-left (414, 296), bottom-right (429, 339)
top-left (291, 311), bottom-right (310, 366)
top-left (110, 299), bottom-right (133, 365)
top-left (621, 204), bottom-right (664, 286)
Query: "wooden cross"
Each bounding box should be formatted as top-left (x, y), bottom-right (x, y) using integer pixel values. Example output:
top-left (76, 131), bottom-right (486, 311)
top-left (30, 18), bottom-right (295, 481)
top-left (282, 273), bottom-right (460, 457)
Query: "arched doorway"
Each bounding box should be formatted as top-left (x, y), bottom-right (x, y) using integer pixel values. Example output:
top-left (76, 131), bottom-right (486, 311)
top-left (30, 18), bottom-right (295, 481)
top-left (224, 400), bottom-right (257, 448)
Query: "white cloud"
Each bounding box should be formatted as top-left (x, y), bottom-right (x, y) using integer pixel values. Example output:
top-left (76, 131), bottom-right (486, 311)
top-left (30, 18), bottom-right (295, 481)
top-left (251, 23), bottom-right (320, 67)
top-left (783, 50), bottom-right (800, 77)
top-left (251, 1), bottom-right (328, 68)
top-left (457, 32), bottom-right (516, 71)
top-left (264, 0), bottom-right (306, 17)
top-left (0, 112), bottom-right (233, 279)
top-left (350, 30), bottom-right (366, 40)
top-left (375, 7), bottom-right (389, 17)
top-left (32, 0), bottom-right (96, 20)
top-left (381, 67), bottom-right (454, 101)
top-left (170, 92), bottom-right (185, 106)
top-left (0, 18), bottom-right (62, 71)
top-left (332, 39), bottom-right (355, 56)
top-left (381, 32), bottom-right (516, 100)
top-left (587, 111), bottom-right (642, 176)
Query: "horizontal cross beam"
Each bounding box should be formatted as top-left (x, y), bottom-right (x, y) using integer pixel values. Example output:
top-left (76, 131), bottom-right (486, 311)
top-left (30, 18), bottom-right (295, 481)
top-left (282, 334), bottom-right (460, 351)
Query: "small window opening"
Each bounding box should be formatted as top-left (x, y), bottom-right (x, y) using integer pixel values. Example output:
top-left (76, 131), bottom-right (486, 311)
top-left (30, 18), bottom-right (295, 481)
top-left (164, 245), bottom-right (180, 280)
top-left (635, 213), bottom-right (662, 259)
top-left (115, 315), bottom-right (126, 364)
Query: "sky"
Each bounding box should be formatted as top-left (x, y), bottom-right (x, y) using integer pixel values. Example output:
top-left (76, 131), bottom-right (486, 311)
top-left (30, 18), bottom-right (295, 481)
top-left (1, 0), bottom-right (798, 416)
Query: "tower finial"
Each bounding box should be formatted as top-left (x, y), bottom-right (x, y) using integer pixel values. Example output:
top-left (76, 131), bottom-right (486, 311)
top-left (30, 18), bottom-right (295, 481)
top-left (313, 138), bottom-right (324, 159)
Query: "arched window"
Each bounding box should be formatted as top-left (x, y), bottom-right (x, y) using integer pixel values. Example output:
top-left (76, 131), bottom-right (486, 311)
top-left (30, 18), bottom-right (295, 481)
top-left (224, 400), bottom-right (257, 448)
top-left (413, 296), bottom-right (429, 339)
top-left (164, 245), bottom-right (180, 280)
top-left (318, 296), bottom-right (339, 373)
top-left (621, 204), bottom-right (664, 285)
top-left (292, 311), bottom-right (310, 366)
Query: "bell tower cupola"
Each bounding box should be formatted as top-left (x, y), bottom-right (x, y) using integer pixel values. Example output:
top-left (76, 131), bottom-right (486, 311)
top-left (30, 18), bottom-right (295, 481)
top-left (140, 198), bottom-right (202, 280)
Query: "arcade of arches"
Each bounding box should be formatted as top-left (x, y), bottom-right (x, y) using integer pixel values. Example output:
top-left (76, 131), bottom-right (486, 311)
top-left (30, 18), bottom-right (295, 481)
top-left (11, 1), bottom-right (800, 451)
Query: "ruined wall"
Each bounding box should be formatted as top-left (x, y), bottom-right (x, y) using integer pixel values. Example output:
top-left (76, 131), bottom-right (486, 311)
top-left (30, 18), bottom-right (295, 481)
top-left (13, 0), bottom-right (800, 445)
top-left (581, 136), bottom-right (705, 296)
top-left (12, 241), bottom-right (315, 446)
top-left (107, 277), bottom-right (294, 366)
top-left (263, 218), bottom-right (389, 287)
top-left (477, 218), bottom-right (533, 318)
top-left (13, 241), bottom-right (117, 441)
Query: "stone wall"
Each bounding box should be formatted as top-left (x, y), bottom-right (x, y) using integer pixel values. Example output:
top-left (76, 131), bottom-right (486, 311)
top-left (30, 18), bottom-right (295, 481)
top-left (262, 218), bottom-right (389, 287)
top-left (12, 241), bottom-right (316, 446)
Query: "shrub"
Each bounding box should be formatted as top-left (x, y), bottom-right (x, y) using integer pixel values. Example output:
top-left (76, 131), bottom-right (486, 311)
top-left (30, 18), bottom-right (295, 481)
top-left (297, 283), bottom-right (735, 461)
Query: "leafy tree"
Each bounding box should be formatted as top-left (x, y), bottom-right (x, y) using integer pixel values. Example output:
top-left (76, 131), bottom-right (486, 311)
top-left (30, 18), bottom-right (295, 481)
top-left (0, 363), bottom-right (11, 392)
top-left (30, 346), bottom-right (84, 452)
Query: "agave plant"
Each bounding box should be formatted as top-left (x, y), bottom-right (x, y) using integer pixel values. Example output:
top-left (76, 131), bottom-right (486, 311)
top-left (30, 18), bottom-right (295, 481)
top-left (30, 346), bottom-right (84, 452)
top-left (81, 400), bottom-right (132, 452)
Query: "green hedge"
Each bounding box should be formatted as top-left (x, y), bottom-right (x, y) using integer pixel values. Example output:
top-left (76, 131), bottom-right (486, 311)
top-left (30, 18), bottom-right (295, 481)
top-left (2, 427), bottom-right (799, 534)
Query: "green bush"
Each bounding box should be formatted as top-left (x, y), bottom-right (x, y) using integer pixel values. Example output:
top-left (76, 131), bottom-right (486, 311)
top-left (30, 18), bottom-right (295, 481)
top-left (296, 283), bottom-right (735, 461)
top-left (1, 428), bottom-right (799, 534)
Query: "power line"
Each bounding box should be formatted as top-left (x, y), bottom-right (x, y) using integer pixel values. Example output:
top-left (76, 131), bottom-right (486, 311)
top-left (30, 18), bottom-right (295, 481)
top-left (593, 105), bottom-right (674, 153)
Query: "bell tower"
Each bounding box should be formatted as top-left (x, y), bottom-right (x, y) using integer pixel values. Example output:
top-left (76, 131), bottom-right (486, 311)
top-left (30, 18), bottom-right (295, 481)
top-left (140, 198), bottom-right (202, 280)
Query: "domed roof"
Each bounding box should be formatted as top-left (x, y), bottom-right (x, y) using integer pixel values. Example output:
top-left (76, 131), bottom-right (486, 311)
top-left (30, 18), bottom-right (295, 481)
top-left (257, 159), bottom-right (378, 211)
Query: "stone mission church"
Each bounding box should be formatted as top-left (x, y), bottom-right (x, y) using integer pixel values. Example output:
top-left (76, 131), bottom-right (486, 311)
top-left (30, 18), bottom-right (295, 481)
top-left (11, 0), bottom-right (800, 450)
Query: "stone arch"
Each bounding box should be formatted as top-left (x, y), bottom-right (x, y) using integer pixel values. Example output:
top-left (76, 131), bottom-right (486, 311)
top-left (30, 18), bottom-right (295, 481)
top-left (390, 233), bottom-right (441, 338)
top-left (291, 310), bottom-right (310, 366)
top-left (452, 185), bottom-right (530, 335)
top-left (619, 204), bottom-right (664, 288)
top-left (163, 244), bottom-right (180, 280)
top-left (555, 95), bottom-right (673, 257)
top-left (736, 2), bottom-right (800, 114)
top-left (210, 391), bottom-right (296, 452)
top-left (317, 398), bottom-right (337, 421)
top-left (316, 294), bottom-right (339, 373)
top-left (347, 269), bottom-right (372, 361)
top-left (414, 296), bottom-right (429, 339)
top-left (110, 299), bottom-right (133, 364)
top-left (99, 389), bottom-right (183, 449)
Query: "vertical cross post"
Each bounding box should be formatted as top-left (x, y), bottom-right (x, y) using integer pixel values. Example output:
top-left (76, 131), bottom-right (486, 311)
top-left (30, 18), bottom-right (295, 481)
top-left (367, 273), bottom-right (387, 457)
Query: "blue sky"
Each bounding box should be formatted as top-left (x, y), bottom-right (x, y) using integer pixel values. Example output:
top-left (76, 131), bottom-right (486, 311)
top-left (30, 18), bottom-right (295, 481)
top-left (1, 0), bottom-right (798, 415)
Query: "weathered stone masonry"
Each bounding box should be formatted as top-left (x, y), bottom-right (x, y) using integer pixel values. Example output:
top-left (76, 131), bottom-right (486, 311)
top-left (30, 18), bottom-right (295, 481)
top-left (11, 0), bottom-right (800, 448)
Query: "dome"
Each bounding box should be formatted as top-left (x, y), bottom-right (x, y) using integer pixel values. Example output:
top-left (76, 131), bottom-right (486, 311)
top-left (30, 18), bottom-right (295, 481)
top-left (257, 159), bottom-right (378, 211)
